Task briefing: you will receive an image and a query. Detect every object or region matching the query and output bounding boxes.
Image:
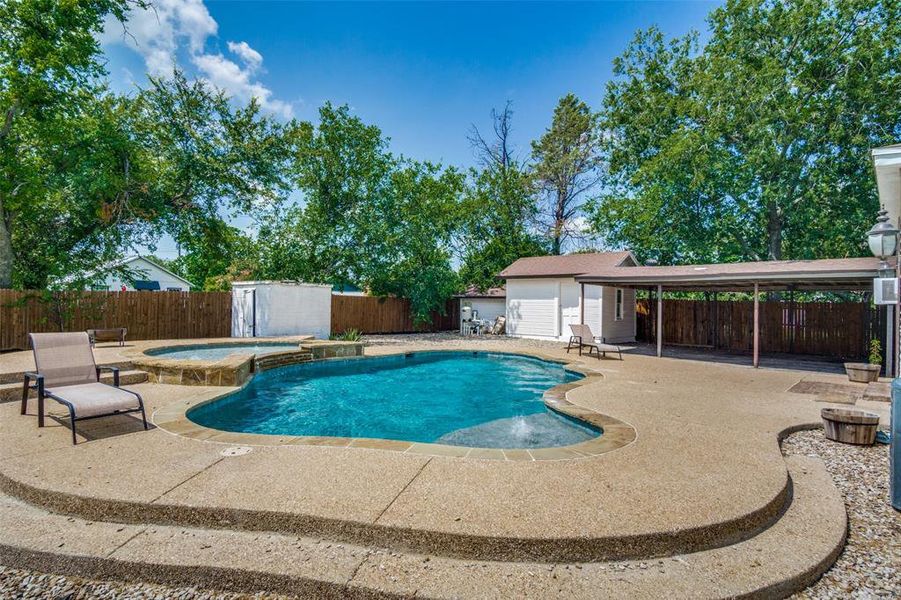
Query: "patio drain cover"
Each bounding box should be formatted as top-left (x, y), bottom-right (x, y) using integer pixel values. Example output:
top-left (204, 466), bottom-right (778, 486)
top-left (220, 446), bottom-right (253, 457)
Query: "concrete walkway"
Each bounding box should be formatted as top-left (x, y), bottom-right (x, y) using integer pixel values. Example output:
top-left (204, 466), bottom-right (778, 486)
top-left (0, 337), bottom-right (890, 597)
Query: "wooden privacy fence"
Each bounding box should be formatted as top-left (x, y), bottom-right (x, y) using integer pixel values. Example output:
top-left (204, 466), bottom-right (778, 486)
top-left (331, 295), bottom-right (459, 334)
top-left (0, 289), bottom-right (232, 351)
top-left (636, 299), bottom-right (883, 360)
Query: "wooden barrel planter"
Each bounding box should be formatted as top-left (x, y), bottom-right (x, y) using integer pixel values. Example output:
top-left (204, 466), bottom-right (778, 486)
top-left (821, 408), bottom-right (880, 445)
top-left (843, 362), bottom-right (881, 383)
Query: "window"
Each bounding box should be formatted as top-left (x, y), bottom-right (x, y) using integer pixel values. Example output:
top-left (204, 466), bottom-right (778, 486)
top-left (615, 288), bottom-right (624, 321)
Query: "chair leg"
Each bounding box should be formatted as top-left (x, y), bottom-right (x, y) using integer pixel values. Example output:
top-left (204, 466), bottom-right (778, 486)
top-left (140, 404), bottom-right (148, 431)
top-left (69, 410), bottom-right (77, 445)
top-left (20, 375), bottom-right (28, 416)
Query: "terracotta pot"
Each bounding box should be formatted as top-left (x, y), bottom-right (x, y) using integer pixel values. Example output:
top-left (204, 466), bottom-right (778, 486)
top-left (844, 362), bottom-right (881, 383)
top-left (821, 408), bottom-right (880, 445)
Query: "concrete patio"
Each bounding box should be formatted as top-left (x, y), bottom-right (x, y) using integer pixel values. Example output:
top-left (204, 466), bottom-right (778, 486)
top-left (0, 336), bottom-right (892, 598)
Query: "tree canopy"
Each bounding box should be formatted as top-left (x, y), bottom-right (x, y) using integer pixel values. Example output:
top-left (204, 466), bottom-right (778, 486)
top-left (589, 0), bottom-right (901, 265)
top-left (3, 0), bottom-right (898, 323)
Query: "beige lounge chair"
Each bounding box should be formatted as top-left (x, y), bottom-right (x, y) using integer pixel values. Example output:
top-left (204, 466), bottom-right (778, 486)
top-left (566, 324), bottom-right (623, 360)
top-left (21, 332), bottom-right (147, 444)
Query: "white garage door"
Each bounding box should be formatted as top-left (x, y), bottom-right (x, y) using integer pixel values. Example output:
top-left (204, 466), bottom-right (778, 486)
top-left (506, 280), bottom-right (559, 338)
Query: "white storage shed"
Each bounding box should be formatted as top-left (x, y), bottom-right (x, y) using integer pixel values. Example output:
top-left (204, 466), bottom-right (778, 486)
top-left (499, 252), bottom-right (639, 343)
top-left (231, 281), bottom-right (332, 339)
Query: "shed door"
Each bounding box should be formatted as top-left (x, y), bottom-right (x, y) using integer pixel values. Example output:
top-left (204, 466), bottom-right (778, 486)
top-left (235, 288), bottom-right (256, 337)
top-left (506, 280), bottom-right (559, 338)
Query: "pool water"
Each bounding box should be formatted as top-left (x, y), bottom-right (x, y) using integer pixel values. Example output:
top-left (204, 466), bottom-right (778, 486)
top-left (147, 343), bottom-right (299, 361)
top-left (188, 352), bottom-right (599, 449)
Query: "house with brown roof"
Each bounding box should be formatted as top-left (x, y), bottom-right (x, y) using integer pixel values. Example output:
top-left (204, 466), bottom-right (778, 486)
top-left (498, 251), bottom-right (640, 343)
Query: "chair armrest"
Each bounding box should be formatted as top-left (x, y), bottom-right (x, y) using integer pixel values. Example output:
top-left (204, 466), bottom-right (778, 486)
top-left (24, 372), bottom-right (43, 388)
top-left (96, 366), bottom-right (120, 387)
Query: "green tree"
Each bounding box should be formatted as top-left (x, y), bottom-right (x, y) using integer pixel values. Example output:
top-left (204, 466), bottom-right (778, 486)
top-left (0, 0), bottom-right (148, 287)
top-left (458, 164), bottom-right (545, 291)
top-left (460, 103), bottom-right (545, 290)
top-left (363, 161), bottom-right (464, 321)
top-left (532, 93), bottom-right (602, 255)
top-left (291, 103), bottom-right (393, 285)
top-left (590, 0), bottom-right (901, 264)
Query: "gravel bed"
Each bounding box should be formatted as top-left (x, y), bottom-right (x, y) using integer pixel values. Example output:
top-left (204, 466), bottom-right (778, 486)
top-left (784, 429), bottom-right (900, 599)
top-left (0, 567), bottom-right (291, 599)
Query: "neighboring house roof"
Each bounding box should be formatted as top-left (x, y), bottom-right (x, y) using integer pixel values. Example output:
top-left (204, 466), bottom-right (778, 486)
top-left (74, 255), bottom-right (194, 289)
top-left (455, 285), bottom-right (506, 298)
top-left (498, 251), bottom-right (637, 279)
top-left (575, 256), bottom-right (885, 291)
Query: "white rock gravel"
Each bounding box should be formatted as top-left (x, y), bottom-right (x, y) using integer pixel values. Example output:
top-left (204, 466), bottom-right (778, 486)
top-left (784, 429), bottom-right (900, 599)
top-left (0, 567), bottom-right (290, 599)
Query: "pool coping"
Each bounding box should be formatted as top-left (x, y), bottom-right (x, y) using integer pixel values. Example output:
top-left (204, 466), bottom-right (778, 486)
top-left (151, 349), bottom-right (638, 461)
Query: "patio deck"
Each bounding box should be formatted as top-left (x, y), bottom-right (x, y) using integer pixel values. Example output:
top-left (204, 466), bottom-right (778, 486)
top-left (0, 337), bottom-right (891, 598)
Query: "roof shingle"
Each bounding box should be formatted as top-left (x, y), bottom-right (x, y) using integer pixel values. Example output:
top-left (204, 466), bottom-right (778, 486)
top-left (498, 251), bottom-right (635, 278)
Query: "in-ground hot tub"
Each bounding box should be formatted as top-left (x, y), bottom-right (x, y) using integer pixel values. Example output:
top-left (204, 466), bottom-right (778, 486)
top-left (188, 351), bottom-right (601, 449)
top-left (145, 342), bottom-right (300, 361)
top-left (132, 339), bottom-right (363, 387)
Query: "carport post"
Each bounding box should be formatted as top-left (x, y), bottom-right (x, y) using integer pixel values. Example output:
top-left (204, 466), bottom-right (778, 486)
top-left (656, 284), bottom-right (663, 357)
top-left (753, 282), bottom-right (760, 368)
top-left (580, 282), bottom-right (585, 324)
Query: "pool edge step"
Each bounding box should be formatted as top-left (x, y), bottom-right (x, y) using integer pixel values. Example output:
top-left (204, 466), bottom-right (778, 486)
top-left (0, 455), bottom-right (846, 600)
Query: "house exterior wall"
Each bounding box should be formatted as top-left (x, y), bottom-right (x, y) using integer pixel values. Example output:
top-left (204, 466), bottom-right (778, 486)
top-left (231, 282), bottom-right (332, 339)
top-left (600, 286), bottom-right (637, 343)
top-left (505, 278), bottom-right (635, 343)
top-left (88, 258), bottom-right (190, 291)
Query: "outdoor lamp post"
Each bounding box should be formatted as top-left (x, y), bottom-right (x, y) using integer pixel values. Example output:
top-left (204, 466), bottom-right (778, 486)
top-left (868, 207), bottom-right (899, 273)
top-left (869, 206), bottom-right (901, 512)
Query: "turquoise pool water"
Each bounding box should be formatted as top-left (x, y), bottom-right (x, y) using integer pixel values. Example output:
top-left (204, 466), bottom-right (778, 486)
top-left (147, 343), bottom-right (298, 361)
top-left (187, 352), bottom-right (599, 449)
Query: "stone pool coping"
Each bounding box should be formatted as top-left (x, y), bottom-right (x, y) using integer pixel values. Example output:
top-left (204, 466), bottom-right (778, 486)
top-left (151, 349), bottom-right (638, 461)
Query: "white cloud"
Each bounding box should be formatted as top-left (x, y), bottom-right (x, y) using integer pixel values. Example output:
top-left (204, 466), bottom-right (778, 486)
top-left (101, 0), bottom-right (292, 118)
top-left (227, 41), bottom-right (263, 72)
top-left (193, 52), bottom-right (292, 118)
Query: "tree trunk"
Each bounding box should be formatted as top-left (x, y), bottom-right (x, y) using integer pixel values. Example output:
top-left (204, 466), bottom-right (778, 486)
top-left (766, 201), bottom-right (782, 261)
top-left (0, 195), bottom-right (13, 288)
top-left (552, 189), bottom-right (565, 255)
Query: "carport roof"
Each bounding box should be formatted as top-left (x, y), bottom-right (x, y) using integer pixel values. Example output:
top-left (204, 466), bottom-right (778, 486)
top-left (575, 256), bottom-right (887, 291)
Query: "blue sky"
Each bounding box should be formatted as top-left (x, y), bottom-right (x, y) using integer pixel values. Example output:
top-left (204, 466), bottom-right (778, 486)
top-left (101, 0), bottom-right (719, 257)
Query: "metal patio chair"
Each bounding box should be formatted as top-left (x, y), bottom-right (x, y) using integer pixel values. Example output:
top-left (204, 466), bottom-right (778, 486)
top-left (21, 332), bottom-right (148, 444)
top-left (566, 324), bottom-right (623, 360)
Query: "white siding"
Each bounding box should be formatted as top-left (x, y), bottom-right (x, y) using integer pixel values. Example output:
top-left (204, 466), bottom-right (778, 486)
top-left (505, 279), bottom-right (634, 343)
top-left (560, 281), bottom-right (581, 339)
top-left (582, 284), bottom-right (603, 335)
top-left (231, 282), bottom-right (332, 339)
top-left (91, 257), bottom-right (190, 291)
top-left (506, 279), bottom-right (560, 339)
top-left (599, 286), bottom-right (636, 343)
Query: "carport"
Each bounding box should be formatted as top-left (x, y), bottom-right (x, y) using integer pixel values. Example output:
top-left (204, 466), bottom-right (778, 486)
top-left (575, 257), bottom-right (886, 369)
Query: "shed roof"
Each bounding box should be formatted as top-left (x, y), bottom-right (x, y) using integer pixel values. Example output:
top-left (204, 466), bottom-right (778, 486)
top-left (499, 251), bottom-right (636, 279)
top-left (575, 256), bottom-right (885, 291)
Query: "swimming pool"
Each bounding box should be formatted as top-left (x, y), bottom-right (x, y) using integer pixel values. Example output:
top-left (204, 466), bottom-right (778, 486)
top-left (146, 343), bottom-right (299, 361)
top-left (187, 351), bottom-right (600, 449)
